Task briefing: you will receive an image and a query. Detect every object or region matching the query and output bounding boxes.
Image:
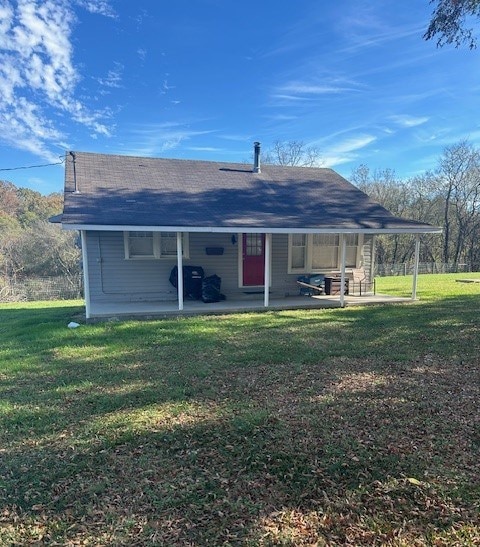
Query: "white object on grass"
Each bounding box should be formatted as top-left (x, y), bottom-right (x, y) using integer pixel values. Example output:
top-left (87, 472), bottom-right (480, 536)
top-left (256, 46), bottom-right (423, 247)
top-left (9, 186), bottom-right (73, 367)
top-left (67, 322), bottom-right (80, 329)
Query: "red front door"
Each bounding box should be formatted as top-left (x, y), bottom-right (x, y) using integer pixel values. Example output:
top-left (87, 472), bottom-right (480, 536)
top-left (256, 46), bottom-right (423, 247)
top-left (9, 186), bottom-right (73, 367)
top-left (242, 233), bottom-right (265, 286)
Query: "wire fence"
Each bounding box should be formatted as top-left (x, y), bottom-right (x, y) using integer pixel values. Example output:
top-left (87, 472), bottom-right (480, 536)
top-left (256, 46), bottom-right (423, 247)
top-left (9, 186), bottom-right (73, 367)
top-left (375, 262), bottom-right (475, 276)
top-left (0, 275), bottom-right (83, 302)
top-left (0, 264), bottom-right (477, 302)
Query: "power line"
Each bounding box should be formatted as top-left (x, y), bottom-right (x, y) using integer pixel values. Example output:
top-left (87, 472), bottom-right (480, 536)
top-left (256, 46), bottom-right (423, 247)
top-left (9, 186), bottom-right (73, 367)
top-left (0, 157), bottom-right (65, 172)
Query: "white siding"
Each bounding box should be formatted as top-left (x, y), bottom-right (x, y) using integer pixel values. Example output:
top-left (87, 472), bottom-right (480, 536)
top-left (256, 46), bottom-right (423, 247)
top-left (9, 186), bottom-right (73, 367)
top-left (271, 233), bottom-right (298, 295)
top-left (85, 231), bottom-right (375, 304)
top-left (87, 231), bottom-right (241, 303)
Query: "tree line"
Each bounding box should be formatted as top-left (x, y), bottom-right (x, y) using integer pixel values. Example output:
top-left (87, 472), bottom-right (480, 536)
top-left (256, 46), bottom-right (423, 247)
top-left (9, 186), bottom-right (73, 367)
top-left (350, 140), bottom-right (480, 270)
top-left (1, 138), bottom-right (479, 295)
top-left (0, 181), bottom-right (81, 294)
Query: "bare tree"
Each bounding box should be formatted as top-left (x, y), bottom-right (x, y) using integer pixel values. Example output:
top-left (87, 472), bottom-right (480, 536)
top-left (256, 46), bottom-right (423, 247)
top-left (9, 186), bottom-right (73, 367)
top-left (351, 165), bottom-right (417, 264)
top-left (351, 165), bottom-right (409, 215)
top-left (13, 221), bottom-right (81, 281)
top-left (435, 140), bottom-right (480, 265)
top-left (263, 140), bottom-right (323, 167)
top-left (351, 165), bottom-right (449, 266)
top-left (352, 142), bottom-right (480, 271)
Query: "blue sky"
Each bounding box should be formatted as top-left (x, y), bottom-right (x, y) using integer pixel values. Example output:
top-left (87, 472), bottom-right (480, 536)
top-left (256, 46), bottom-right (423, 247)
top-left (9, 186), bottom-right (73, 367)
top-left (1, 0), bottom-right (480, 195)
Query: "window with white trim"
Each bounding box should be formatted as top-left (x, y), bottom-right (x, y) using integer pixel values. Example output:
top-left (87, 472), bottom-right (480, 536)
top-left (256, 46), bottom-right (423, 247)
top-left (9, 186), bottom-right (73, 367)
top-left (290, 234), bottom-right (307, 269)
top-left (312, 234), bottom-right (339, 269)
top-left (124, 232), bottom-right (189, 259)
top-left (288, 234), bottom-right (361, 273)
top-left (345, 234), bottom-right (359, 268)
top-left (160, 232), bottom-right (179, 257)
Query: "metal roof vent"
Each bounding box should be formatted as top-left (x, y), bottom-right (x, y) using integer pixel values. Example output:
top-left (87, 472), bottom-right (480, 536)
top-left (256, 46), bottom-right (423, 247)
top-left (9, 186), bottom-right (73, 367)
top-left (253, 141), bottom-right (261, 173)
top-left (69, 151), bottom-right (80, 193)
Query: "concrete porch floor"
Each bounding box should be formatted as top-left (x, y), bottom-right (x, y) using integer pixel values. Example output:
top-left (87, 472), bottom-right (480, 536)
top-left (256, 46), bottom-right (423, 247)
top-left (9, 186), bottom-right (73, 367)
top-left (88, 293), bottom-right (413, 320)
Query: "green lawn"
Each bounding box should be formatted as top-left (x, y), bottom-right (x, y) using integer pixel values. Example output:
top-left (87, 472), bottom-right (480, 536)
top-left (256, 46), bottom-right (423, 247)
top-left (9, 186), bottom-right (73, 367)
top-left (1, 274), bottom-right (479, 545)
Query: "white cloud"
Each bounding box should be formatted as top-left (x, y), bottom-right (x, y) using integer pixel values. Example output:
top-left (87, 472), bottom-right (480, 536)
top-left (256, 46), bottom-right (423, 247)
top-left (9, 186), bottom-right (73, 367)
top-left (389, 114), bottom-right (429, 128)
top-left (187, 147), bottom-right (223, 152)
top-left (279, 82), bottom-right (360, 95)
top-left (96, 62), bottom-right (123, 88)
top-left (271, 94), bottom-right (314, 102)
top-left (121, 122), bottom-right (217, 156)
top-left (321, 134), bottom-right (377, 167)
top-left (219, 133), bottom-right (252, 142)
top-left (75, 0), bottom-right (116, 18)
top-left (0, 1), bottom-right (13, 36)
top-left (327, 135), bottom-right (377, 154)
top-left (262, 113), bottom-right (298, 121)
top-left (0, 0), bottom-right (113, 161)
top-left (337, 8), bottom-right (425, 56)
top-left (271, 78), bottom-right (366, 105)
top-left (163, 80), bottom-right (175, 91)
top-left (160, 138), bottom-right (182, 151)
top-left (321, 155), bottom-right (355, 168)
top-left (0, 97), bottom-right (63, 161)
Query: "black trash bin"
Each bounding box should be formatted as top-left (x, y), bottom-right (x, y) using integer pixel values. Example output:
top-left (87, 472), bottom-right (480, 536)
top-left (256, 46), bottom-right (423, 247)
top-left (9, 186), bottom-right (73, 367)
top-left (169, 266), bottom-right (204, 299)
top-left (324, 276), bottom-right (349, 296)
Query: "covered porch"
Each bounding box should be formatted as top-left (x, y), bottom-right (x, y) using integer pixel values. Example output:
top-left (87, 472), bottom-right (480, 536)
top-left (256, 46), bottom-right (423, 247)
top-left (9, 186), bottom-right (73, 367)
top-left (80, 229), bottom-right (425, 321)
top-left (87, 292), bottom-right (413, 321)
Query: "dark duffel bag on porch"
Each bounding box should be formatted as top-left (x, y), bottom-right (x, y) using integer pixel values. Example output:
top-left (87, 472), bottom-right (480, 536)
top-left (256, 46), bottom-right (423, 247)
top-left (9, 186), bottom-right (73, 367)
top-left (201, 274), bottom-right (226, 303)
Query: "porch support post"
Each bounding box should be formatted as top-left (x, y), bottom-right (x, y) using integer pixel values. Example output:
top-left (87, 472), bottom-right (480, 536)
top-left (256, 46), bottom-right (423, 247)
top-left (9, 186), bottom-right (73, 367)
top-left (412, 234), bottom-right (420, 300)
top-left (264, 233), bottom-right (272, 307)
top-left (339, 234), bottom-right (347, 308)
top-left (80, 230), bottom-right (91, 320)
top-left (176, 232), bottom-right (184, 311)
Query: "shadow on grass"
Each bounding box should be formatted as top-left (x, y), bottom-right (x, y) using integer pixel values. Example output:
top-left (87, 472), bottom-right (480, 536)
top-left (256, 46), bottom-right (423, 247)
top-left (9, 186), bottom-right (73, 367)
top-left (1, 295), bottom-right (479, 439)
top-left (1, 296), bottom-right (480, 543)
top-left (2, 363), bottom-right (479, 544)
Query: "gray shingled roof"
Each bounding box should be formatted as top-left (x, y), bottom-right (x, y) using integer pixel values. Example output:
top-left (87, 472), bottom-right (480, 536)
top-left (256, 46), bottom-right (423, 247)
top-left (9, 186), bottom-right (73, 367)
top-left (60, 151), bottom-right (439, 232)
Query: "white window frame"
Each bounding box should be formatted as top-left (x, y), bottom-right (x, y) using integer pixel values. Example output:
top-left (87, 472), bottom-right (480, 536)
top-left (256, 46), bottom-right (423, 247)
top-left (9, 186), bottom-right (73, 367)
top-left (288, 233), bottom-right (363, 273)
top-left (344, 233), bottom-right (361, 269)
top-left (289, 233), bottom-right (308, 271)
top-left (124, 231), bottom-right (189, 260)
top-left (311, 233), bottom-right (339, 271)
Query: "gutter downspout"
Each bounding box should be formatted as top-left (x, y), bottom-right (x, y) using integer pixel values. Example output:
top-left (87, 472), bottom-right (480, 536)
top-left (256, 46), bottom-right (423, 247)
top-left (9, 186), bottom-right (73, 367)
top-left (177, 232), bottom-right (184, 311)
top-left (339, 234), bottom-right (347, 308)
top-left (80, 230), bottom-right (91, 320)
top-left (70, 151), bottom-right (79, 194)
top-left (264, 233), bottom-right (271, 307)
top-left (412, 235), bottom-right (420, 300)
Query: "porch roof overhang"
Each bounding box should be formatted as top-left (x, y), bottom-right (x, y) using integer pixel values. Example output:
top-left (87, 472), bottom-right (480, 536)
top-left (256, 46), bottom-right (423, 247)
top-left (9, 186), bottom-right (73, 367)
top-left (62, 223), bottom-right (442, 235)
